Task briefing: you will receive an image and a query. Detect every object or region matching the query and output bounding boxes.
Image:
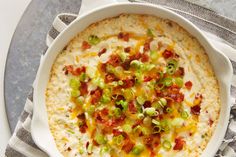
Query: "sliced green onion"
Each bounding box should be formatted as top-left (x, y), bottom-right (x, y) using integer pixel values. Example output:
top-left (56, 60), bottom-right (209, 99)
top-left (132, 144), bottom-right (144, 155)
top-left (106, 64), bottom-right (115, 73)
top-left (113, 135), bottom-right (124, 146)
top-left (166, 64), bottom-right (176, 75)
top-left (100, 146), bottom-right (109, 155)
top-left (119, 52), bottom-right (128, 62)
top-left (88, 35), bottom-right (100, 45)
top-left (143, 64), bottom-right (155, 71)
top-left (144, 107), bottom-right (158, 116)
top-left (160, 120), bottom-right (170, 132)
top-left (136, 95), bottom-right (146, 105)
top-left (87, 105), bottom-right (95, 115)
top-left (175, 77), bottom-right (184, 87)
top-left (181, 111), bottom-right (189, 119)
top-left (110, 81), bottom-right (118, 87)
top-left (168, 60), bottom-right (178, 68)
top-left (150, 50), bottom-right (159, 61)
top-left (153, 98), bottom-right (167, 109)
top-left (87, 142), bottom-right (93, 154)
top-left (95, 134), bottom-right (107, 145)
top-left (116, 100), bottom-right (128, 111)
top-left (79, 148), bottom-right (84, 154)
top-left (122, 124), bottom-right (132, 133)
top-left (152, 119), bottom-right (160, 125)
top-left (80, 73), bottom-right (87, 82)
top-left (147, 28), bottom-right (154, 37)
top-left (101, 95), bottom-right (111, 103)
top-left (159, 98), bottom-right (167, 106)
top-left (69, 78), bottom-right (80, 89)
top-left (163, 78), bottom-right (173, 87)
top-left (76, 96), bottom-right (84, 105)
top-left (166, 107), bottom-right (173, 113)
top-left (92, 78), bottom-right (105, 88)
top-left (130, 60), bottom-right (143, 69)
top-left (153, 125), bottom-right (162, 134)
top-left (171, 118), bottom-right (184, 127)
top-left (71, 89), bottom-right (80, 97)
top-left (114, 108), bottom-right (122, 117)
top-left (118, 80), bottom-right (124, 85)
top-left (162, 140), bottom-right (172, 150)
top-left (137, 113), bottom-right (145, 119)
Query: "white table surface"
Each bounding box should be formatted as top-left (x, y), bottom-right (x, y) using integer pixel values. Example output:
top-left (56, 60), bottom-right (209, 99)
top-left (0, 0), bottom-right (31, 155)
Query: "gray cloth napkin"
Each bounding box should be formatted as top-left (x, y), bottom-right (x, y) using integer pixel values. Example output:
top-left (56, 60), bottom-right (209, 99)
top-left (5, 0), bottom-right (236, 157)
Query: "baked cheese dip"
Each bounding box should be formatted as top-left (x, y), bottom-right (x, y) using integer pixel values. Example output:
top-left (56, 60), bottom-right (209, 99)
top-left (46, 14), bottom-right (220, 157)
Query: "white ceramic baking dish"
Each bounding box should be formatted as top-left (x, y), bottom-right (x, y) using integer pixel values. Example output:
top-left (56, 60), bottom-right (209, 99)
top-left (31, 2), bottom-right (233, 157)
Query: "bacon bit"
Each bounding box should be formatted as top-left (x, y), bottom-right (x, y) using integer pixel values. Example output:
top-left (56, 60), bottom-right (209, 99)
top-left (150, 151), bottom-right (156, 157)
top-left (124, 47), bottom-right (131, 53)
top-left (86, 141), bottom-right (89, 149)
top-left (141, 53), bottom-right (149, 62)
top-left (100, 63), bottom-right (107, 72)
top-left (143, 136), bottom-right (153, 148)
top-left (143, 42), bottom-right (150, 52)
top-left (64, 65), bottom-right (73, 75)
top-left (143, 101), bottom-right (151, 108)
top-left (174, 67), bottom-right (185, 77)
top-left (118, 32), bottom-right (130, 42)
top-left (185, 81), bottom-right (193, 90)
top-left (144, 76), bottom-right (153, 82)
top-left (113, 129), bottom-right (123, 136)
top-left (98, 48), bottom-right (107, 56)
top-left (108, 54), bottom-right (121, 67)
top-left (122, 77), bottom-right (135, 88)
top-left (122, 139), bottom-right (135, 153)
top-left (79, 122), bottom-right (88, 133)
top-left (162, 50), bottom-right (173, 59)
top-left (130, 52), bottom-right (142, 61)
top-left (67, 147), bottom-right (71, 151)
top-left (173, 137), bottom-right (185, 150)
top-left (101, 108), bottom-right (109, 116)
top-left (92, 140), bottom-right (99, 146)
top-left (209, 119), bottom-right (214, 126)
top-left (105, 73), bottom-right (117, 83)
top-left (81, 41), bottom-right (91, 50)
top-left (77, 113), bottom-right (86, 120)
top-left (121, 60), bottom-right (131, 70)
top-left (90, 88), bottom-right (103, 104)
top-left (80, 82), bottom-right (88, 96)
top-left (132, 120), bottom-right (143, 129)
top-left (191, 105), bottom-right (201, 115)
top-left (74, 66), bottom-right (86, 76)
top-left (128, 101), bottom-right (137, 113)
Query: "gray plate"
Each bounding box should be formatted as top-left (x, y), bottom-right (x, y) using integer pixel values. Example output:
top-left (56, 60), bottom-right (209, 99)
top-left (4, 0), bottom-right (81, 132)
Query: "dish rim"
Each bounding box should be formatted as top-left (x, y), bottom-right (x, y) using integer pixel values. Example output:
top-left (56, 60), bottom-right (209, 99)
top-left (31, 2), bottom-right (233, 157)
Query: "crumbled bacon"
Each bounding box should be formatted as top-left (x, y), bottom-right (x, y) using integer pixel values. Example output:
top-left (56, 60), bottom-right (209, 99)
top-left (107, 54), bottom-right (121, 67)
top-left (105, 73), bottom-right (117, 83)
top-left (143, 101), bottom-right (151, 108)
top-left (121, 77), bottom-right (135, 88)
top-left (74, 66), bottom-right (86, 76)
top-left (112, 129), bottom-right (123, 136)
top-left (100, 63), bottom-right (107, 72)
top-left (174, 67), bottom-right (185, 77)
top-left (209, 119), bottom-right (214, 126)
top-left (122, 139), bottom-right (135, 153)
top-left (162, 50), bottom-right (173, 59)
top-left (128, 101), bottom-right (137, 113)
top-left (185, 81), bottom-right (193, 90)
top-left (90, 88), bottom-right (103, 104)
top-left (191, 105), bottom-right (201, 115)
top-left (144, 76), bottom-right (153, 82)
top-left (64, 65), bottom-right (73, 75)
top-left (118, 32), bottom-right (130, 42)
top-left (121, 60), bottom-right (131, 70)
top-left (79, 122), bottom-right (88, 133)
top-left (173, 137), bottom-right (185, 150)
top-left (141, 53), bottom-right (149, 62)
top-left (98, 48), bottom-right (107, 56)
top-left (143, 42), bottom-right (150, 52)
top-left (81, 41), bottom-right (91, 50)
top-left (124, 47), bottom-right (131, 53)
top-left (80, 82), bottom-right (88, 96)
top-left (64, 65), bottom-right (86, 76)
top-left (130, 52), bottom-right (142, 61)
